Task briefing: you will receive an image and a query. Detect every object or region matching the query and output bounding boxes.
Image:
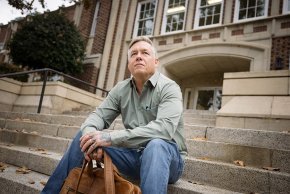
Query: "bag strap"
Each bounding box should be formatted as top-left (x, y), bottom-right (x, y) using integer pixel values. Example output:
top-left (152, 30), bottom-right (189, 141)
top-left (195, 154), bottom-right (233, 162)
top-left (75, 159), bottom-right (88, 194)
top-left (104, 152), bottom-right (115, 194)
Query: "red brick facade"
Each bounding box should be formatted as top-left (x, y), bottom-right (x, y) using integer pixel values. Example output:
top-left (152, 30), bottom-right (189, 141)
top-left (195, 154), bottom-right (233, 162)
top-left (271, 36), bottom-right (290, 70)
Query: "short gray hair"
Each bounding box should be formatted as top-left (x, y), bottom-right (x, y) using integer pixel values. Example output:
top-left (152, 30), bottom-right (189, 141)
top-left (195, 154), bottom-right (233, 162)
top-left (128, 36), bottom-right (158, 58)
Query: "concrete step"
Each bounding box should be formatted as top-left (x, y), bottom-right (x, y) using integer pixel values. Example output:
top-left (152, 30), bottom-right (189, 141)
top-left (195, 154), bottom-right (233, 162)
top-left (1, 135), bottom-right (289, 193)
top-left (0, 111), bottom-right (216, 129)
top-left (0, 111), bottom-right (86, 127)
top-left (1, 118), bottom-right (80, 139)
top-left (0, 143), bottom-right (61, 175)
top-left (0, 162), bottom-right (48, 194)
top-left (206, 127), bottom-right (290, 150)
top-left (0, 162), bottom-right (241, 194)
top-left (186, 138), bottom-right (290, 173)
top-left (168, 178), bottom-right (242, 194)
top-left (183, 157), bottom-right (290, 194)
top-left (0, 128), bottom-right (71, 153)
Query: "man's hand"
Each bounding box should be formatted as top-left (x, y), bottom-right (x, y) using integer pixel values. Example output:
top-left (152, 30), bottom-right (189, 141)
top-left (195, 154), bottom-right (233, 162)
top-left (80, 131), bottom-right (112, 161)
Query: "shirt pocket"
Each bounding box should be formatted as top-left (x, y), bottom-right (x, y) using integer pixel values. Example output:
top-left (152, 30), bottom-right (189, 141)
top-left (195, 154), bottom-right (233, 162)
top-left (142, 103), bottom-right (158, 122)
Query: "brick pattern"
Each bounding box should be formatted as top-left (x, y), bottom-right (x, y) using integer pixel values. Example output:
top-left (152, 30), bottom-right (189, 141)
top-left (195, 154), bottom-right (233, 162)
top-left (192, 35), bottom-right (202, 41)
top-left (174, 38), bottom-right (183, 43)
top-left (159, 40), bottom-right (167, 45)
top-left (270, 36), bottom-right (290, 70)
top-left (91, 0), bottom-right (112, 54)
top-left (76, 63), bottom-right (99, 93)
top-left (253, 25), bottom-right (267, 33)
top-left (209, 32), bottom-right (220, 39)
top-left (281, 21), bottom-right (290, 29)
top-left (78, 0), bottom-right (112, 91)
top-left (231, 29), bottom-right (244, 36)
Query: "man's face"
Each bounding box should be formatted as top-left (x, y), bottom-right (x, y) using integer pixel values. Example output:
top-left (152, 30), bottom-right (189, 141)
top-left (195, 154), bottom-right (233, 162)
top-left (128, 41), bottom-right (159, 80)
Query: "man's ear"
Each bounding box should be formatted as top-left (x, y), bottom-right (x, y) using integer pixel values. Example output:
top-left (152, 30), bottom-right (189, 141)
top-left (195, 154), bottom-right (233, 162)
top-left (155, 59), bottom-right (159, 67)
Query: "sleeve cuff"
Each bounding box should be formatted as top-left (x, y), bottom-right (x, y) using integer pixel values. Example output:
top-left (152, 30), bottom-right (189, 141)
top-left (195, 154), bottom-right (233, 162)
top-left (81, 127), bottom-right (97, 136)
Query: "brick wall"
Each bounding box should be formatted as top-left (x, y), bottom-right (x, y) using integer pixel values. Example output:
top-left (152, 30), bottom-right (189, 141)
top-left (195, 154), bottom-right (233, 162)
top-left (271, 36), bottom-right (290, 70)
top-left (91, 0), bottom-right (112, 54)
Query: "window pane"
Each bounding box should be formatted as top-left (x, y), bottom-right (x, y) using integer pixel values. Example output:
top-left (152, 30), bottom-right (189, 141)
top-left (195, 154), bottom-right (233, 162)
top-left (199, 17), bottom-right (205, 26)
top-left (201, 0), bottom-right (207, 6)
top-left (206, 16), bottom-right (213, 25)
top-left (239, 10), bottom-right (247, 19)
top-left (248, 0), bottom-right (256, 7)
top-left (207, 6), bottom-right (213, 15)
top-left (213, 14), bottom-right (220, 24)
top-left (257, 0), bottom-right (265, 5)
top-left (240, 0), bottom-right (248, 9)
top-left (247, 7), bottom-right (255, 18)
top-left (256, 5), bottom-right (264, 16)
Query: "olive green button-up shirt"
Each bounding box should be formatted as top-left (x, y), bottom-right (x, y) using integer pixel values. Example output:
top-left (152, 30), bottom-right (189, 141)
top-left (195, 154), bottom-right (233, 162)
top-left (80, 72), bottom-right (188, 159)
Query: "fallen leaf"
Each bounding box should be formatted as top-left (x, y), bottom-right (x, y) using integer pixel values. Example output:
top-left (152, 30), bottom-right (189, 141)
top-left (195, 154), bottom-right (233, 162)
top-left (234, 160), bottom-right (245, 167)
top-left (0, 162), bottom-right (9, 172)
top-left (197, 157), bottom-right (210, 160)
top-left (262, 166), bottom-right (280, 171)
top-left (40, 152), bottom-right (51, 155)
top-left (28, 180), bottom-right (35, 184)
top-left (16, 166), bottom-right (31, 174)
top-left (40, 181), bottom-right (47, 186)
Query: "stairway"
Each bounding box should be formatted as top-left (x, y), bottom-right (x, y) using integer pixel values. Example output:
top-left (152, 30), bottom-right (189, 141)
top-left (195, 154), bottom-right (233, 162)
top-left (0, 110), bottom-right (289, 194)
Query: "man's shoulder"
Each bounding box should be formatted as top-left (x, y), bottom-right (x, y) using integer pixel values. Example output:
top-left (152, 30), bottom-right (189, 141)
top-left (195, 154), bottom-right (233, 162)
top-left (157, 73), bottom-right (179, 87)
top-left (114, 78), bottom-right (132, 89)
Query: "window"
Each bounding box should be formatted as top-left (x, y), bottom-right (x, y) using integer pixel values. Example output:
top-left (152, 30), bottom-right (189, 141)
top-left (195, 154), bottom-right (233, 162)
top-left (283, 0), bottom-right (290, 14)
top-left (194, 88), bottom-right (222, 111)
top-left (162, 0), bottom-right (187, 34)
top-left (89, 2), bottom-right (100, 37)
top-left (133, 0), bottom-right (157, 37)
top-left (234, 0), bottom-right (268, 23)
top-left (194, 0), bottom-right (223, 29)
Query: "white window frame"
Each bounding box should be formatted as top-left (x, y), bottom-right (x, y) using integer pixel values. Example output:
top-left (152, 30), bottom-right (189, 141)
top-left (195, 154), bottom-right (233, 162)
top-left (89, 2), bottom-right (100, 37)
top-left (133, 0), bottom-right (157, 37)
top-left (194, 0), bottom-right (224, 30)
top-left (283, 0), bottom-right (290, 14)
top-left (161, 0), bottom-right (188, 34)
top-left (234, 0), bottom-right (269, 23)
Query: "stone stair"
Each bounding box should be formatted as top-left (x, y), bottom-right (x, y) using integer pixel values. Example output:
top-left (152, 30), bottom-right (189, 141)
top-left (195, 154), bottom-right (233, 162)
top-left (0, 110), bottom-right (289, 193)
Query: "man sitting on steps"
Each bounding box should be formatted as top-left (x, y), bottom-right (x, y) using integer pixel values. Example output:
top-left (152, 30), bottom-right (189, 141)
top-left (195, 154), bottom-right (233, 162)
top-left (41, 36), bottom-right (187, 194)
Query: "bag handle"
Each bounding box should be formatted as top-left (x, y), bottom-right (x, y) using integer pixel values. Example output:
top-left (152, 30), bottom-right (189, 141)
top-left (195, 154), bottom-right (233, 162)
top-left (74, 151), bottom-right (116, 194)
top-left (104, 152), bottom-right (115, 194)
top-left (75, 159), bottom-right (88, 194)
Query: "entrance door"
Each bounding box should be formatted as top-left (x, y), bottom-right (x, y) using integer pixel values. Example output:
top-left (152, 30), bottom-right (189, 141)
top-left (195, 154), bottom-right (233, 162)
top-left (194, 88), bottom-right (222, 111)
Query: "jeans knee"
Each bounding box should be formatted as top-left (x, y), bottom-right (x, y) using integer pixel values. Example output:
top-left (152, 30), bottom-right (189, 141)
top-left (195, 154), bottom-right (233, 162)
top-left (144, 139), bottom-right (170, 154)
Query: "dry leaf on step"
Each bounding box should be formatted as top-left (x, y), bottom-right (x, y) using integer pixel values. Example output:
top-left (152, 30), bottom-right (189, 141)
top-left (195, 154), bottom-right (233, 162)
top-left (0, 162), bottom-right (9, 172)
top-left (262, 166), bottom-right (280, 171)
top-left (40, 181), bottom-right (47, 186)
top-left (28, 180), bottom-right (35, 184)
top-left (16, 166), bottom-right (31, 174)
top-left (197, 157), bottom-right (209, 160)
top-left (233, 160), bottom-right (245, 167)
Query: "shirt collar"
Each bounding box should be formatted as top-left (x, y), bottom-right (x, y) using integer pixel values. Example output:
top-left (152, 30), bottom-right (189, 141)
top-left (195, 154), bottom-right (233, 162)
top-left (130, 71), bottom-right (160, 88)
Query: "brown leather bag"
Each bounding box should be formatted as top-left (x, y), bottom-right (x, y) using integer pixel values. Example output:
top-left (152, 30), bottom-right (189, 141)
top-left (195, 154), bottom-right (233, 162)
top-left (60, 152), bottom-right (141, 194)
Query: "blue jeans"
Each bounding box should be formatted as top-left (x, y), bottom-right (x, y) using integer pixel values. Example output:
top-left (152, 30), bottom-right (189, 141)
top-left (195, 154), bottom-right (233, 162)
top-left (41, 130), bottom-right (184, 194)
